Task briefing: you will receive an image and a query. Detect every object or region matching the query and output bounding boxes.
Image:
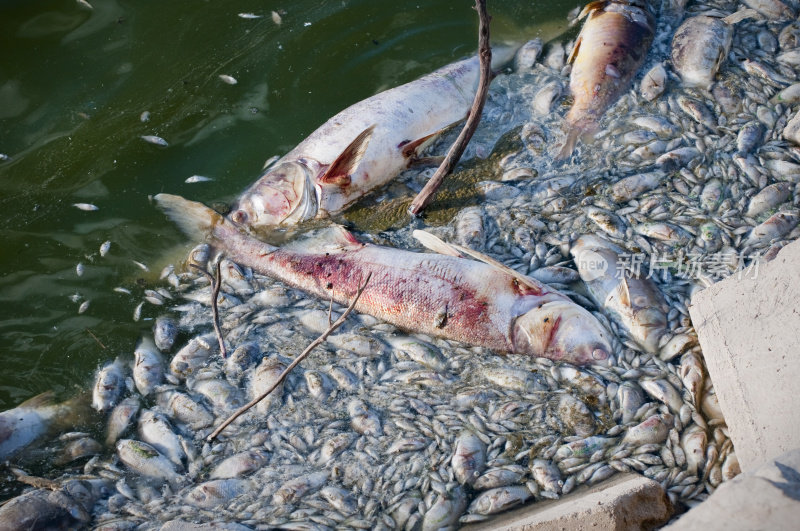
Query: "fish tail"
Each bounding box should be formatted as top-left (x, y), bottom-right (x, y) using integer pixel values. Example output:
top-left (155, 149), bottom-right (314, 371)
top-left (555, 127), bottom-right (581, 161)
top-left (154, 194), bottom-right (267, 253)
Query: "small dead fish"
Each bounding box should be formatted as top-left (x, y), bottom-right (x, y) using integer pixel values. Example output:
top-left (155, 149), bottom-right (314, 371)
top-left (271, 11), bottom-right (282, 25)
top-left (132, 260), bottom-right (149, 272)
top-left (671, 10), bottom-right (756, 88)
top-left (185, 175), bottom-right (214, 184)
top-left (153, 316), bottom-right (178, 352)
top-left (746, 183), bottom-right (792, 218)
top-left (106, 396), bottom-right (140, 446)
top-left (116, 439), bottom-right (180, 482)
top-left (219, 75), bottom-right (238, 85)
top-left (452, 430), bottom-right (487, 486)
top-left (140, 111), bottom-right (151, 122)
top-left (210, 449), bottom-right (269, 479)
top-left (78, 300), bottom-right (90, 314)
top-left (468, 485), bottom-right (532, 515)
top-left (99, 241), bottom-right (111, 257)
top-left (133, 337), bottom-right (164, 396)
top-left (238, 12), bottom-right (262, 19)
top-left (92, 358), bottom-right (126, 412)
top-left (640, 63), bottom-right (666, 101)
top-left (73, 203), bottom-right (99, 211)
top-left (141, 135), bottom-right (168, 147)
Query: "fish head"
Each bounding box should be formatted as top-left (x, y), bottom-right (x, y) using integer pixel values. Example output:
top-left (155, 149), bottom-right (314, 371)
top-left (230, 160), bottom-right (317, 230)
top-left (512, 300), bottom-right (612, 365)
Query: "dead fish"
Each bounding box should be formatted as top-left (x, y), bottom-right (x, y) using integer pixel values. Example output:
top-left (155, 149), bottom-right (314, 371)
top-left (73, 202), bottom-right (99, 211)
top-left (238, 12), bottom-right (262, 19)
top-left (133, 337), bottom-right (164, 396)
top-left (92, 358), bottom-right (127, 412)
top-left (185, 175), bottom-right (214, 183)
top-left (116, 439), bottom-right (180, 482)
top-left (99, 240), bottom-right (111, 257)
top-left (0, 392), bottom-right (90, 460)
top-left (640, 63), bottom-right (666, 101)
top-left (106, 396), bottom-right (140, 446)
top-left (571, 234), bottom-right (668, 353)
top-left (557, 0), bottom-right (654, 159)
top-left (157, 194), bottom-right (613, 365)
top-left (219, 75), bottom-right (238, 85)
top-left (742, 0), bottom-right (795, 20)
top-left (229, 48), bottom-right (515, 232)
top-left (0, 479), bottom-right (109, 529)
top-left (141, 135), bottom-right (169, 147)
top-left (452, 430), bottom-right (487, 486)
top-left (745, 211), bottom-right (799, 247)
top-left (670, 9), bottom-right (757, 88)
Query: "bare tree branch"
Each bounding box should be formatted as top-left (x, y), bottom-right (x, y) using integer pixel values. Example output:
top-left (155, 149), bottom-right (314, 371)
top-left (207, 272), bottom-right (372, 441)
top-left (407, 0), bottom-right (493, 216)
top-left (190, 257), bottom-right (228, 359)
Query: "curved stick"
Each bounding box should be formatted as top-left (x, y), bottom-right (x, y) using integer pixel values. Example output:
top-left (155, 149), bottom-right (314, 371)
top-left (407, 0), bottom-right (493, 216)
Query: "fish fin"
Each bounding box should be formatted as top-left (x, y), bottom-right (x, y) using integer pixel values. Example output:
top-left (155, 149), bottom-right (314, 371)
top-left (154, 193), bottom-right (273, 251)
top-left (567, 35), bottom-right (582, 65)
top-left (18, 390), bottom-right (57, 409)
top-left (319, 125), bottom-right (376, 186)
top-left (617, 277), bottom-right (632, 308)
top-left (555, 127), bottom-right (580, 161)
top-left (577, 0), bottom-right (607, 20)
top-left (412, 230), bottom-right (463, 257)
top-left (408, 155), bottom-right (445, 168)
top-left (284, 225), bottom-right (364, 254)
top-left (722, 8), bottom-right (758, 25)
top-left (414, 230), bottom-right (544, 291)
top-left (400, 121), bottom-right (460, 161)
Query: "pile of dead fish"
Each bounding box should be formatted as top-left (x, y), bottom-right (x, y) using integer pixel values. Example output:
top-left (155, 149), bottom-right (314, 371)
top-left (3, 0), bottom-right (800, 528)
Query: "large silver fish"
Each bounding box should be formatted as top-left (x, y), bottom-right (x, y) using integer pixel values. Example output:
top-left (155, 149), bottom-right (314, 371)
top-left (0, 391), bottom-right (91, 460)
top-left (571, 234), bottom-right (667, 353)
top-left (557, 0), bottom-right (654, 159)
top-left (157, 194), bottom-right (612, 365)
top-left (229, 47), bottom-right (516, 233)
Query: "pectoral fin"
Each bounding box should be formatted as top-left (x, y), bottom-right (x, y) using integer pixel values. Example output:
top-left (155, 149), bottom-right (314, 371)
top-left (567, 35), bottom-right (582, 65)
top-left (319, 125), bottom-right (376, 186)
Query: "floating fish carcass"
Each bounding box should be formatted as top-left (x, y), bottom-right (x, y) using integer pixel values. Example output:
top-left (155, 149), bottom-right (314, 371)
top-left (229, 47), bottom-right (517, 233)
top-left (157, 193), bottom-right (613, 365)
top-left (557, 0), bottom-right (655, 158)
top-left (670, 9), bottom-right (757, 88)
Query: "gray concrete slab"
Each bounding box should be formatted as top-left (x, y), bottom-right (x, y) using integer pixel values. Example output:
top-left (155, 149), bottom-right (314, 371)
top-left (665, 448), bottom-right (800, 530)
top-left (688, 239), bottom-right (800, 472)
top-left (463, 473), bottom-right (672, 531)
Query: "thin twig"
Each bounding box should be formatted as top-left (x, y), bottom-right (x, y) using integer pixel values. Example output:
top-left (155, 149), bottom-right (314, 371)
top-left (207, 272), bottom-right (372, 441)
top-left (86, 328), bottom-right (106, 349)
top-left (407, 0), bottom-right (493, 216)
top-left (190, 258), bottom-right (228, 359)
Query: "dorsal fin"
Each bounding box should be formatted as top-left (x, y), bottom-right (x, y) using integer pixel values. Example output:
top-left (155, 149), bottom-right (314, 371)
top-left (411, 230), bottom-right (462, 257)
top-left (413, 230), bottom-right (542, 290)
top-left (319, 125), bottom-right (375, 186)
top-left (400, 120), bottom-right (462, 161)
top-left (19, 390), bottom-right (57, 409)
top-left (284, 225), bottom-right (364, 254)
top-left (578, 0), bottom-right (607, 20)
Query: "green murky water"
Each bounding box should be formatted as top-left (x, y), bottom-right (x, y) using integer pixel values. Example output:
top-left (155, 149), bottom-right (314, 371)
top-left (0, 0), bottom-right (575, 409)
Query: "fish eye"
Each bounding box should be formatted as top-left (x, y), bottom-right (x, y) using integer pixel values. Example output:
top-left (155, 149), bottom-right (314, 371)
top-left (231, 210), bottom-right (248, 224)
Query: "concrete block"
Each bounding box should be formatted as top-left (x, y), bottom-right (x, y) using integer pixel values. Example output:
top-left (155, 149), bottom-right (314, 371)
top-left (665, 448), bottom-right (800, 530)
top-left (463, 473), bottom-right (672, 531)
top-left (688, 239), bottom-right (800, 473)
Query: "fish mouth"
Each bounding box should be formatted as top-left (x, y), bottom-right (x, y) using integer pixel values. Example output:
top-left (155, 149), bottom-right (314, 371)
top-left (231, 161), bottom-right (318, 229)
